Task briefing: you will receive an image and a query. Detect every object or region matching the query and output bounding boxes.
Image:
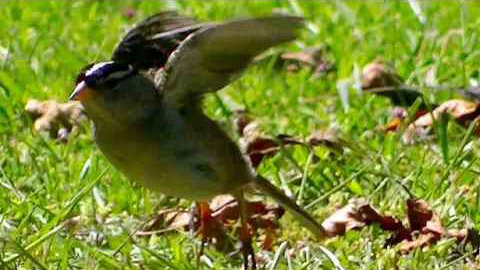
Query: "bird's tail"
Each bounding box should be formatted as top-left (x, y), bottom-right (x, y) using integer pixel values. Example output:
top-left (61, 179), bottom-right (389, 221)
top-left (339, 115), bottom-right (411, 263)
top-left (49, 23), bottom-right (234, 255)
top-left (253, 175), bottom-right (326, 240)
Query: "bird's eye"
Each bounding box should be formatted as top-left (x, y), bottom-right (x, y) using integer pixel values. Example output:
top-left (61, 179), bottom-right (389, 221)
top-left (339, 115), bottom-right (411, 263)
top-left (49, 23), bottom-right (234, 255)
top-left (85, 75), bottom-right (99, 87)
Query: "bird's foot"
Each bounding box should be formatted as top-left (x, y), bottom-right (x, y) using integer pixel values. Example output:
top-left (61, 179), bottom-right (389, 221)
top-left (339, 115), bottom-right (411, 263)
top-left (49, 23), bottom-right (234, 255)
top-left (239, 221), bottom-right (257, 270)
top-left (195, 202), bottom-right (225, 264)
top-left (195, 199), bottom-right (258, 269)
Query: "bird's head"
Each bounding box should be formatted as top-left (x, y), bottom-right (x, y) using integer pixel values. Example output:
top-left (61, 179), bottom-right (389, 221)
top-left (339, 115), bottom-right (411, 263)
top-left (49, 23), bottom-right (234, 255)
top-left (70, 61), bottom-right (159, 127)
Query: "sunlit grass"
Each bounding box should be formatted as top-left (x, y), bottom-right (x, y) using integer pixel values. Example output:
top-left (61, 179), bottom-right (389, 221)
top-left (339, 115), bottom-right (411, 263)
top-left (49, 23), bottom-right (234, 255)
top-left (1, 1), bottom-right (480, 269)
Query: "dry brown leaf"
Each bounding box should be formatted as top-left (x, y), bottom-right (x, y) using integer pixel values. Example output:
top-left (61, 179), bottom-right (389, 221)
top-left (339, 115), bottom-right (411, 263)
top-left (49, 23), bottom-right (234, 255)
top-left (398, 232), bottom-right (439, 254)
top-left (280, 47), bottom-right (335, 77)
top-left (254, 46), bottom-right (335, 77)
top-left (447, 228), bottom-right (468, 241)
top-left (260, 226), bottom-right (277, 250)
top-left (321, 198), bottom-right (405, 237)
top-left (140, 209), bottom-right (193, 234)
top-left (210, 194), bottom-right (281, 222)
top-left (379, 107), bottom-right (431, 133)
top-left (449, 228), bottom-right (480, 254)
top-left (383, 117), bottom-right (404, 132)
top-left (238, 119), bottom-right (303, 168)
top-left (25, 99), bottom-right (86, 141)
top-left (361, 60), bottom-right (439, 133)
top-left (362, 60), bottom-right (428, 108)
top-left (394, 199), bottom-right (445, 253)
top-left (282, 48), bottom-right (322, 66)
top-left (406, 199), bottom-right (444, 234)
top-left (362, 60), bottom-right (404, 90)
top-left (138, 195), bottom-right (284, 253)
top-left (306, 129), bottom-right (345, 153)
top-left (403, 99), bottom-right (480, 143)
top-left (236, 118), bottom-right (348, 168)
top-left (321, 197), bottom-right (480, 256)
top-left (233, 110), bottom-right (254, 136)
top-left (234, 112), bottom-right (347, 168)
top-left (322, 198), bottom-right (475, 255)
top-left (321, 199), bottom-right (369, 236)
top-left (209, 196), bottom-right (285, 252)
top-left (211, 194), bottom-right (245, 222)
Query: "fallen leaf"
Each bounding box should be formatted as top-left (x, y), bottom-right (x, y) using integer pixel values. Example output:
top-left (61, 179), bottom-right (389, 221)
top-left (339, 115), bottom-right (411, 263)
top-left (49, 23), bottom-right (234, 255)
top-left (362, 60), bottom-right (427, 108)
top-left (233, 112), bottom-right (345, 167)
top-left (447, 228), bottom-right (468, 241)
top-left (233, 110), bottom-right (254, 136)
top-left (210, 195), bottom-right (283, 251)
top-left (260, 226), bottom-right (277, 250)
top-left (254, 46), bottom-right (335, 77)
top-left (379, 107), bottom-right (430, 133)
top-left (395, 199), bottom-right (445, 253)
top-left (449, 228), bottom-right (480, 255)
top-left (280, 46), bottom-right (335, 77)
top-left (403, 99), bottom-right (480, 143)
top-left (406, 199), bottom-right (444, 234)
top-left (322, 198), bottom-right (474, 255)
top-left (398, 232), bottom-right (439, 254)
top-left (321, 199), bottom-right (369, 236)
top-left (321, 198), bottom-right (405, 237)
top-left (383, 117), bottom-right (404, 132)
top-left (361, 60), bottom-right (403, 89)
top-left (239, 120), bottom-right (303, 168)
top-left (306, 129), bottom-right (346, 153)
top-left (63, 216), bottom-right (82, 231)
top-left (140, 209), bottom-right (193, 234)
top-left (138, 195), bottom-right (284, 253)
top-left (210, 194), bottom-right (278, 223)
top-left (25, 99), bottom-right (86, 141)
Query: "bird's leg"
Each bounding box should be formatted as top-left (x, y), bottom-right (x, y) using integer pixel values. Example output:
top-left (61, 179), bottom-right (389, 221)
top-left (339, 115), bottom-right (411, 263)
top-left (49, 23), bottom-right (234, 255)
top-left (188, 203), bottom-right (197, 235)
top-left (236, 192), bottom-right (257, 270)
top-left (196, 201), bottom-right (212, 264)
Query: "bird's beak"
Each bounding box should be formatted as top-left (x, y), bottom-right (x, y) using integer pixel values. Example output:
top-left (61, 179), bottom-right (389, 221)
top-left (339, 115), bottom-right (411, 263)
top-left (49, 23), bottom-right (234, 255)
top-left (69, 81), bottom-right (94, 101)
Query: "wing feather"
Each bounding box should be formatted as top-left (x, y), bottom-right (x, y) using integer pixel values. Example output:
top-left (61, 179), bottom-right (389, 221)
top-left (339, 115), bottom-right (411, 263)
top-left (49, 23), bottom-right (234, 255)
top-left (160, 15), bottom-right (304, 107)
top-left (112, 11), bottom-right (204, 70)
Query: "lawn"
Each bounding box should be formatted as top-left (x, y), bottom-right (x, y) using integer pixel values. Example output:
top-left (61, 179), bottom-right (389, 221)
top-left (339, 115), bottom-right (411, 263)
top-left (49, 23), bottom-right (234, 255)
top-left (1, 1), bottom-right (480, 269)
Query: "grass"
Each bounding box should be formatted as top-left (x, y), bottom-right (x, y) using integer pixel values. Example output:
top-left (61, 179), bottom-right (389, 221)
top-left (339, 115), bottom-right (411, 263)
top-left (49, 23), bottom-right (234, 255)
top-left (1, 1), bottom-right (480, 269)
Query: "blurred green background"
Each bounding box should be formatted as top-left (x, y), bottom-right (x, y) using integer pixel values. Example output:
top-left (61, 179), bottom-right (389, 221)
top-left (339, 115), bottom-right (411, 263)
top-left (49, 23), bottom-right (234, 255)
top-left (2, 1), bottom-right (480, 269)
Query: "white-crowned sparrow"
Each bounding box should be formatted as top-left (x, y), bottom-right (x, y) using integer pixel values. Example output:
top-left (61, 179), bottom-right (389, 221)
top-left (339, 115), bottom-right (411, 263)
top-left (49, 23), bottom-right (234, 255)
top-left (69, 11), bottom-right (326, 241)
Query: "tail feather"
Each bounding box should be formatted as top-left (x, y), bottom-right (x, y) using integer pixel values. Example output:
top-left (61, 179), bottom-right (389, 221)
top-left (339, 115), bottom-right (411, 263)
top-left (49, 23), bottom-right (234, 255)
top-left (253, 175), bottom-right (326, 240)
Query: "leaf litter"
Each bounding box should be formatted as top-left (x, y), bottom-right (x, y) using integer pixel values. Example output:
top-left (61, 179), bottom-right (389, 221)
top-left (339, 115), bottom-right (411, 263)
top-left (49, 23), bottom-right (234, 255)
top-left (321, 198), bottom-right (480, 254)
top-left (25, 99), bottom-right (86, 141)
top-left (254, 45), bottom-right (335, 77)
top-left (137, 194), bottom-right (284, 252)
top-left (234, 110), bottom-right (347, 168)
top-left (361, 60), bottom-right (480, 142)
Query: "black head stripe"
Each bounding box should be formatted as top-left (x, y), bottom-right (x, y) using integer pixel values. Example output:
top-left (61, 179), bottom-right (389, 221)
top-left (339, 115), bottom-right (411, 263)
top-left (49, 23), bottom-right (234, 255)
top-left (83, 62), bottom-right (135, 88)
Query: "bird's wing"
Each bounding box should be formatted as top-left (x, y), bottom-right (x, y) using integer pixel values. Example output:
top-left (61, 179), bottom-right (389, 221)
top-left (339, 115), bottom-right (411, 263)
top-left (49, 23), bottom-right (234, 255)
top-left (159, 15), bottom-right (304, 107)
top-left (112, 11), bottom-right (206, 70)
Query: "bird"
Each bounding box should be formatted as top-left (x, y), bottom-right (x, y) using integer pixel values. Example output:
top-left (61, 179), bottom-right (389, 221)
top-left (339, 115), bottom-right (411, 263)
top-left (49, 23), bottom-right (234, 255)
top-left (69, 11), bottom-right (326, 265)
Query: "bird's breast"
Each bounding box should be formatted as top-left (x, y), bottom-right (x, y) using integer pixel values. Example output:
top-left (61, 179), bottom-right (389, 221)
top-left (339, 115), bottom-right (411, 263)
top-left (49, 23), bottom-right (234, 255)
top-left (93, 120), bottom-right (247, 201)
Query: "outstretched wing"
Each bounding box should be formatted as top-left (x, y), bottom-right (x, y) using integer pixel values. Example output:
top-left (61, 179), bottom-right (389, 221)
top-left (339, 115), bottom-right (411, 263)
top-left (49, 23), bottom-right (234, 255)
top-left (159, 15), bottom-right (304, 107)
top-left (112, 11), bottom-right (206, 70)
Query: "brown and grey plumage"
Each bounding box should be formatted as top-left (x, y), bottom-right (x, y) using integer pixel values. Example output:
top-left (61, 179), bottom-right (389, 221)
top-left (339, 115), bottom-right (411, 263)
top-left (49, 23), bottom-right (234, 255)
top-left (69, 11), bottom-right (326, 240)
top-left (112, 11), bottom-right (205, 69)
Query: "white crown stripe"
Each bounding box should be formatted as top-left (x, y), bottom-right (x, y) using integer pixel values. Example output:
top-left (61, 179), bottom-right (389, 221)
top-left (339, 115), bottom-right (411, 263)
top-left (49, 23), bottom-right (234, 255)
top-left (85, 61), bottom-right (114, 76)
top-left (84, 61), bottom-right (134, 84)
